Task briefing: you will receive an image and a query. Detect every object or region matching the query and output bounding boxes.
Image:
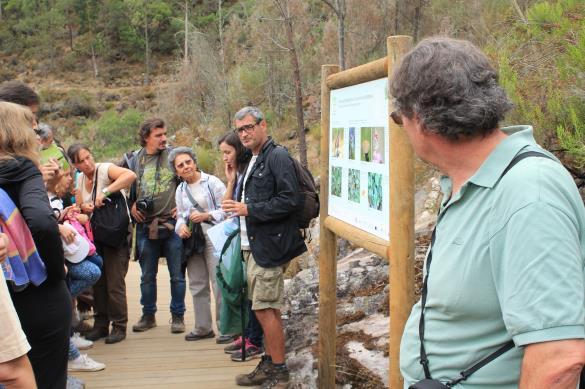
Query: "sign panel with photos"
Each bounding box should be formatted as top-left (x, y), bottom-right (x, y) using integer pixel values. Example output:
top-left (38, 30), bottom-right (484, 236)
top-left (328, 78), bottom-right (390, 240)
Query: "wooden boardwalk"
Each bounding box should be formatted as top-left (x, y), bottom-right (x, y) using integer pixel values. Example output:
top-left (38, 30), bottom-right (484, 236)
top-left (78, 261), bottom-right (256, 389)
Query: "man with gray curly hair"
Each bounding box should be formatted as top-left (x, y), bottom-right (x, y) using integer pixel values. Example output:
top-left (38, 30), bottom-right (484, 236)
top-left (392, 37), bottom-right (584, 388)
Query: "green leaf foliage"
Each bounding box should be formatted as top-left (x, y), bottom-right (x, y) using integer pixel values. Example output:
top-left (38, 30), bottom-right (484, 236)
top-left (79, 109), bottom-right (145, 161)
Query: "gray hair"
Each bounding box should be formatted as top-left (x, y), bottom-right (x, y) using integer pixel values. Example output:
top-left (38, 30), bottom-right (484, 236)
top-left (390, 37), bottom-right (512, 140)
top-left (168, 146), bottom-right (198, 175)
top-left (234, 106), bottom-right (264, 122)
top-left (37, 122), bottom-right (53, 141)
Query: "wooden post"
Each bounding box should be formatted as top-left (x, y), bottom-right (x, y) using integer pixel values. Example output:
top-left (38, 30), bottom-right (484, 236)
top-left (318, 64), bottom-right (340, 389)
top-left (387, 35), bottom-right (414, 389)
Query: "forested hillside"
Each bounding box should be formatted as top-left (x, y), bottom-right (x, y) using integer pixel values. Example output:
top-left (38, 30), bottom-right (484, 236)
top-left (0, 0), bottom-right (583, 190)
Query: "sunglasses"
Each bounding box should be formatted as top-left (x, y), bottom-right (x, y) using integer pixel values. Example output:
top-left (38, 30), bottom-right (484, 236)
top-left (390, 110), bottom-right (403, 126)
top-left (233, 119), bottom-right (261, 135)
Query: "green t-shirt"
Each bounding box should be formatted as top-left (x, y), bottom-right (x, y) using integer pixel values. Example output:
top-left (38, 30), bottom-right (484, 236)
top-left (400, 126), bottom-right (585, 388)
top-left (136, 148), bottom-right (177, 222)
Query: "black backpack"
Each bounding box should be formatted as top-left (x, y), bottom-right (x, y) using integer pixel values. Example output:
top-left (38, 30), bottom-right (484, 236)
top-left (289, 156), bottom-right (320, 229)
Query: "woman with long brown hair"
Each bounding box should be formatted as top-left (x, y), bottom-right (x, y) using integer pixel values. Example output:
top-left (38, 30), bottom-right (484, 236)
top-left (0, 101), bottom-right (72, 388)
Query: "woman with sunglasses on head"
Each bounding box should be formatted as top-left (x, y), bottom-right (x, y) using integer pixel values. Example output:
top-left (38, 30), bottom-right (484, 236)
top-left (0, 101), bottom-right (72, 389)
top-left (67, 143), bottom-right (136, 344)
top-left (169, 147), bottom-right (229, 342)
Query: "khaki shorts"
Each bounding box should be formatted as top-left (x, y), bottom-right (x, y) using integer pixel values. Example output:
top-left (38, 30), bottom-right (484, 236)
top-left (243, 250), bottom-right (287, 311)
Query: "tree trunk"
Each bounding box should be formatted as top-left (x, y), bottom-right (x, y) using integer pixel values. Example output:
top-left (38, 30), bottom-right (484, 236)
top-left (184, 0), bottom-right (189, 64)
top-left (412, 0), bottom-right (422, 42)
top-left (282, 1), bottom-right (307, 167)
top-left (218, 0), bottom-right (231, 127)
top-left (144, 13), bottom-right (150, 85)
top-left (394, 0), bottom-right (399, 35)
top-left (91, 45), bottom-right (99, 78)
top-left (337, 0), bottom-right (346, 70)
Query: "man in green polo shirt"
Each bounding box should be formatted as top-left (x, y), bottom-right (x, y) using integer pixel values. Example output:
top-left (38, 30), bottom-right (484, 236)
top-left (390, 37), bottom-right (584, 388)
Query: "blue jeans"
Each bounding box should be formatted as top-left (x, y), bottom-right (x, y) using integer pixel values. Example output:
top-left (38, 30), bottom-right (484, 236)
top-left (136, 224), bottom-right (185, 316)
top-left (67, 253), bottom-right (103, 297)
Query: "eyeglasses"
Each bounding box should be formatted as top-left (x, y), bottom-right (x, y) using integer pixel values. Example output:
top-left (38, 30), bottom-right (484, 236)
top-left (234, 119), bottom-right (261, 135)
top-left (390, 110), bottom-right (403, 126)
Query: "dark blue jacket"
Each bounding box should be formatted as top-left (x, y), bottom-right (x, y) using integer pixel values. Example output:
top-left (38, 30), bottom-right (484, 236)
top-left (240, 138), bottom-right (307, 267)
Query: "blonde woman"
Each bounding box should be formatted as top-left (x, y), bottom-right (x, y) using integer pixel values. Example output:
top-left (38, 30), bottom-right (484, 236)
top-left (0, 101), bottom-right (72, 389)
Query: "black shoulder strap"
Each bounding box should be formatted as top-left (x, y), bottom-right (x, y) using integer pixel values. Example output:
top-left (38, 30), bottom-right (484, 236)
top-left (418, 149), bottom-right (554, 383)
top-left (91, 164), bottom-right (100, 203)
top-left (182, 182), bottom-right (205, 213)
top-left (501, 150), bottom-right (552, 176)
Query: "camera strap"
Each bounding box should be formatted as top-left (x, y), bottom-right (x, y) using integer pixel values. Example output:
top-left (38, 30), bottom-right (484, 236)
top-left (418, 150), bottom-right (553, 385)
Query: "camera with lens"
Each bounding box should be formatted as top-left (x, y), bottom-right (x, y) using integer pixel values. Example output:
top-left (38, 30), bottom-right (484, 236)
top-left (136, 198), bottom-right (154, 213)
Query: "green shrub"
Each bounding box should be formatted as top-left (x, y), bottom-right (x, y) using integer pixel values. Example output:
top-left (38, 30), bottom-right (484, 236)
top-left (80, 109), bottom-right (145, 162)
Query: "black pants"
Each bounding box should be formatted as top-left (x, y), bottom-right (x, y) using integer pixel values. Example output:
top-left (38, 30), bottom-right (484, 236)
top-left (10, 280), bottom-right (72, 389)
top-left (245, 300), bottom-right (264, 347)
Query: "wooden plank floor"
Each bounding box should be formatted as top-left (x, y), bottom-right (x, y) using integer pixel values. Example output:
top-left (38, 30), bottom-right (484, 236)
top-left (77, 261), bottom-right (256, 389)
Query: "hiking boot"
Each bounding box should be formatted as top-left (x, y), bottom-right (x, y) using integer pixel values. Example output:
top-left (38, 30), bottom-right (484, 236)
top-left (132, 314), bottom-right (156, 332)
top-left (224, 336), bottom-right (243, 354)
top-left (84, 327), bottom-right (109, 341)
top-left (216, 333), bottom-right (239, 344)
top-left (235, 355), bottom-right (273, 386)
top-left (184, 330), bottom-right (214, 341)
top-left (231, 339), bottom-right (264, 362)
top-left (260, 365), bottom-right (290, 389)
top-left (170, 313), bottom-right (185, 334)
top-left (105, 326), bottom-right (126, 344)
top-left (68, 354), bottom-right (106, 372)
top-left (70, 332), bottom-right (93, 350)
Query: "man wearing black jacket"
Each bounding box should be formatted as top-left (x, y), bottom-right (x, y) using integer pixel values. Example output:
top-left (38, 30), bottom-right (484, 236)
top-left (222, 106), bottom-right (306, 388)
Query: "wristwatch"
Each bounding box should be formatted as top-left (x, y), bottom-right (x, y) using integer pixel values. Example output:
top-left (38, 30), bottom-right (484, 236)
top-left (102, 187), bottom-right (112, 197)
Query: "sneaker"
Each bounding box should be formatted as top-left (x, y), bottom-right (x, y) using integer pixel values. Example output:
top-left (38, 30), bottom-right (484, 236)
top-left (70, 333), bottom-right (93, 350)
top-left (184, 330), bottom-right (214, 341)
top-left (170, 313), bottom-right (185, 334)
top-left (84, 327), bottom-right (109, 342)
top-left (231, 340), bottom-right (264, 362)
top-left (66, 375), bottom-right (86, 389)
top-left (235, 355), bottom-right (273, 386)
top-left (132, 314), bottom-right (156, 332)
top-left (260, 365), bottom-right (290, 389)
top-left (224, 336), bottom-right (243, 354)
top-left (105, 326), bottom-right (126, 344)
top-left (68, 354), bottom-right (106, 372)
top-left (216, 333), bottom-right (239, 344)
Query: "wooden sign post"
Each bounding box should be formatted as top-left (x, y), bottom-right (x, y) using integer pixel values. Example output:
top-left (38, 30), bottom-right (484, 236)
top-left (318, 35), bottom-right (414, 389)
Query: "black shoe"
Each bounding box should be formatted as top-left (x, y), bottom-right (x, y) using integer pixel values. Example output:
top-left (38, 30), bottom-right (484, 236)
top-left (132, 314), bottom-right (156, 332)
top-left (170, 314), bottom-right (185, 334)
top-left (84, 327), bottom-right (109, 341)
top-left (216, 333), bottom-right (239, 344)
top-left (184, 330), bottom-right (214, 341)
top-left (105, 326), bottom-right (126, 344)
